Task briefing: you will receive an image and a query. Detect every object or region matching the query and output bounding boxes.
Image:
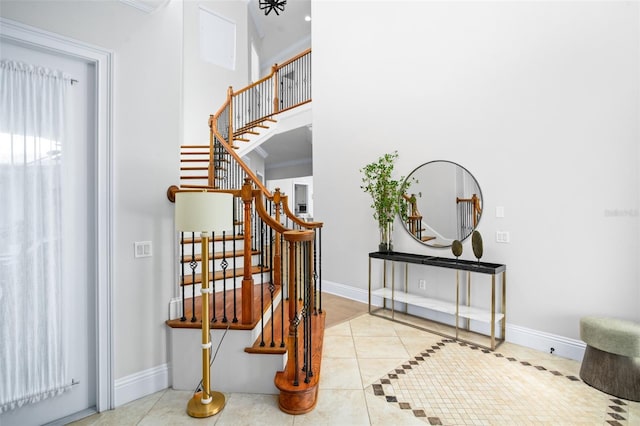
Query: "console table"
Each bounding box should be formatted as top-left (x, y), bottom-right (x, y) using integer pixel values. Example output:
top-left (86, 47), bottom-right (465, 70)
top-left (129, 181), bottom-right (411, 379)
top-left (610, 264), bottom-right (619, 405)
top-left (368, 251), bottom-right (507, 350)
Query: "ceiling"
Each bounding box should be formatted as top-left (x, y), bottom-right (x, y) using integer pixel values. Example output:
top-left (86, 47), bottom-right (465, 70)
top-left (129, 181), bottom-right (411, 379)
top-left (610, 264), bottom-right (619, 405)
top-left (248, 0), bottom-right (311, 66)
top-left (248, 0), bottom-right (312, 173)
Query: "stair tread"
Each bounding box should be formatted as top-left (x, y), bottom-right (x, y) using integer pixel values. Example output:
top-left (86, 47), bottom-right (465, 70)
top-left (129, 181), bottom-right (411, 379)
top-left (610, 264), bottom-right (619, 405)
top-left (180, 159), bottom-right (210, 163)
top-left (166, 283), bottom-right (282, 331)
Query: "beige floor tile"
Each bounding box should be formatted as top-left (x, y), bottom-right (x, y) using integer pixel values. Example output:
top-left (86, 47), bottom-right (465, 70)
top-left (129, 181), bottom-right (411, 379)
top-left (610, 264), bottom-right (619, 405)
top-left (358, 357), bottom-right (410, 388)
top-left (363, 389), bottom-right (426, 426)
top-left (293, 389), bottom-right (369, 426)
top-left (214, 393), bottom-right (294, 426)
top-left (349, 315), bottom-right (399, 337)
top-left (319, 357), bottom-right (363, 390)
top-left (353, 335), bottom-right (410, 359)
top-left (66, 304), bottom-right (640, 426)
top-left (324, 320), bottom-right (352, 337)
top-left (322, 334), bottom-right (357, 358)
top-left (399, 333), bottom-right (443, 356)
top-left (138, 389), bottom-right (219, 426)
top-left (68, 390), bottom-right (166, 425)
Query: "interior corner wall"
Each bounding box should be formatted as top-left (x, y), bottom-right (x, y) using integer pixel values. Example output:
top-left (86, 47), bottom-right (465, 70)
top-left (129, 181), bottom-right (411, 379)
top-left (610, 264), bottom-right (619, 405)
top-left (0, 0), bottom-right (183, 386)
top-left (312, 1), bottom-right (640, 341)
top-left (182, 1), bottom-right (250, 147)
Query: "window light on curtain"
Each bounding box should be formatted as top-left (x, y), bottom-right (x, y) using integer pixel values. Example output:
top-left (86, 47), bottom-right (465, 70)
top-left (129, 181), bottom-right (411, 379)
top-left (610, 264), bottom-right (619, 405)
top-left (0, 60), bottom-right (73, 412)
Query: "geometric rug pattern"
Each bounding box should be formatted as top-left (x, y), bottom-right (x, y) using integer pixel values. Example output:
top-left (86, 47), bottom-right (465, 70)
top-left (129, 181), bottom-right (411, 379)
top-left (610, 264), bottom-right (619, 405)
top-left (369, 339), bottom-right (633, 425)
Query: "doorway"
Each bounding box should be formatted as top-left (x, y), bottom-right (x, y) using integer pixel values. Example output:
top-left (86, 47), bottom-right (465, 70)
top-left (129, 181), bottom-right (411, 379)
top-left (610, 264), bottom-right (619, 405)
top-left (0, 27), bottom-right (108, 425)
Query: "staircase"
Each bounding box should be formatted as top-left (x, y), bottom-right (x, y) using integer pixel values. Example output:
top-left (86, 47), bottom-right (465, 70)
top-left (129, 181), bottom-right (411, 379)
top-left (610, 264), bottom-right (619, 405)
top-left (166, 49), bottom-right (323, 414)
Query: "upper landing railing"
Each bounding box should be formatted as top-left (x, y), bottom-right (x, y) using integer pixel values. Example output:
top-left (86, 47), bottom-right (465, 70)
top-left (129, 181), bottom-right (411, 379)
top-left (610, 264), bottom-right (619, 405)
top-left (208, 48), bottom-right (311, 194)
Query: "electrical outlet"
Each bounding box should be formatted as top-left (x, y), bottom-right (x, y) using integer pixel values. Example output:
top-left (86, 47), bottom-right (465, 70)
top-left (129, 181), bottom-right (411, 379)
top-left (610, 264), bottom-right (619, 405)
top-left (419, 279), bottom-right (426, 290)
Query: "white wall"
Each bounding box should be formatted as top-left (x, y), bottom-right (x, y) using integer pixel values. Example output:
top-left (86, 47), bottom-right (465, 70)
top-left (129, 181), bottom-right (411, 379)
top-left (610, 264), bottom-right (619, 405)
top-left (312, 1), bottom-right (640, 341)
top-left (1, 0), bottom-right (256, 398)
top-left (0, 0), bottom-right (182, 384)
top-left (183, 1), bottom-right (250, 146)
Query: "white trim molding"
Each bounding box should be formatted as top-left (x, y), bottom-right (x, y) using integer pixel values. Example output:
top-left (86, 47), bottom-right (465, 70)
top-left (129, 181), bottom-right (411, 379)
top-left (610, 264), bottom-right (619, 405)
top-left (0, 18), bottom-right (115, 412)
top-left (114, 364), bottom-right (170, 407)
top-left (323, 279), bottom-right (586, 362)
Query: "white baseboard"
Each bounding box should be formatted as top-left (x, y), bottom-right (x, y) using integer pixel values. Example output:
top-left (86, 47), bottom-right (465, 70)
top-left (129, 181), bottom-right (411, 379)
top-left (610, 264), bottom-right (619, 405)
top-left (113, 364), bottom-right (170, 407)
top-left (322, 280), bottom-right (370, 305)
top-left (506, 323), bottom-right (585, 361)
top-left (322, 279), bottom-right (586, 361)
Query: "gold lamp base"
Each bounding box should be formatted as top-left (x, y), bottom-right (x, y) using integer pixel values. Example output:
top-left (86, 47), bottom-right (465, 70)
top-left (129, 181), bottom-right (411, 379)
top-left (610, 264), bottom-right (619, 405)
top-left (186, 391), bottom-right (226, 418)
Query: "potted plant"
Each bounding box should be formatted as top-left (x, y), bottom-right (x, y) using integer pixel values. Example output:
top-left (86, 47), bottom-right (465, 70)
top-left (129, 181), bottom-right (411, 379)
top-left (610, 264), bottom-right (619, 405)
top-left (360, 151), bottom-right (414, 252)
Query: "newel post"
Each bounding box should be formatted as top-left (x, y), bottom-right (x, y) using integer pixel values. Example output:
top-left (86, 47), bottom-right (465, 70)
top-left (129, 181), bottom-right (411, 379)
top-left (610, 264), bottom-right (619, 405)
top-left (241, 178), bottom-right (254, 325)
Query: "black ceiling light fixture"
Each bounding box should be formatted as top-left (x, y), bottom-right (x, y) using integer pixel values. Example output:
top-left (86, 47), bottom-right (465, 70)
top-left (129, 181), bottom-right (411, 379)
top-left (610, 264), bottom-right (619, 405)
top-left (259, 0), bottom-right (286, 16)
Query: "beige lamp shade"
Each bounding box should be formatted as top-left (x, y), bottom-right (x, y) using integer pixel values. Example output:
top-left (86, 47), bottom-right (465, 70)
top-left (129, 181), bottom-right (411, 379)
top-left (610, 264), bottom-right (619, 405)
top-left (175, 191), bottom-right (234, 232)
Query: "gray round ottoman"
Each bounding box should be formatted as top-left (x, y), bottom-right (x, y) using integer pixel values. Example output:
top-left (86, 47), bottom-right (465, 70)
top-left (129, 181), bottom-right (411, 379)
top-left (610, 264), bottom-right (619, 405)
top-left (579, 316), bottom-right (640, 401)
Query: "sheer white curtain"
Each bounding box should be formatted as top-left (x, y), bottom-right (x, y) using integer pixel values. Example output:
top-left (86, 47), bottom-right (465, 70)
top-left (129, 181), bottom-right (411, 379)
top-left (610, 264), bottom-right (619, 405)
top-left (0, 60), bottom-right (71, 412)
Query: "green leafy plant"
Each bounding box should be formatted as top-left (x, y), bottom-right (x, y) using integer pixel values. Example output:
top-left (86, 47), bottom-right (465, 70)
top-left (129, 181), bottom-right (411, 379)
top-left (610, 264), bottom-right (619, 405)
top-left (360, 151), bottom-right (414, 250)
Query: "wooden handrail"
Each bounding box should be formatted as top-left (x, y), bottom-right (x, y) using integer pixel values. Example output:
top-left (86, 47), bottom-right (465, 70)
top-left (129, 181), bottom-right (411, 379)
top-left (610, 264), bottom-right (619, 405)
top-left (208, 51), bottom-right (318, 231)
top-left (279, 193), bottom-right (323, 229)
top-left (277, 48), bottom-right (312, 70)
top-left (229, 48), bottom-right (311, 99)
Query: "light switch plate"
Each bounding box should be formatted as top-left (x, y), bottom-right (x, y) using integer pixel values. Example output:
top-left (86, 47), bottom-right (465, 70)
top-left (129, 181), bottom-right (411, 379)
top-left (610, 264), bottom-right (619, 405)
top-left (134, 241), bottom-right (152, 258)
top-left (496, 231), bottom-right (510, 243)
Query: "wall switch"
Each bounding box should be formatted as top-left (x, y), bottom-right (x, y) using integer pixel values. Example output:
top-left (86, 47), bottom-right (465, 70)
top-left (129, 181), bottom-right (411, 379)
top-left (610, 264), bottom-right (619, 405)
top-left (496, 231), bottom-right (510, 243)
top-left (419, 279), bottom-right (426, 290)
top-left (496, 206), bottom-right (505, 218)
top-left (134, 241), bottom-right (152, 258)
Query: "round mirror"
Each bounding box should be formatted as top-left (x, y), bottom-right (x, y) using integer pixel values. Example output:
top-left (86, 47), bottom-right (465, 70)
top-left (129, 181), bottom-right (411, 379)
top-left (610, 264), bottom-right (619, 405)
top-left (401, 160), bottom-right (483, 248)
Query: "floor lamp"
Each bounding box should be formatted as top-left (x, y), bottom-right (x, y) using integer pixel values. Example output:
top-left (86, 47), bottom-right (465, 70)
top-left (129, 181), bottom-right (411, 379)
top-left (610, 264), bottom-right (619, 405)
top-left (175, 190), bottom-right (233, 418)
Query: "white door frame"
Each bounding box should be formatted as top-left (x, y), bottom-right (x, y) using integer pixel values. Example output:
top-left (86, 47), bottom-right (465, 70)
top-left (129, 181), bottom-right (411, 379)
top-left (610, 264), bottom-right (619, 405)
top-left (0, 17), bottom-right (114, 412)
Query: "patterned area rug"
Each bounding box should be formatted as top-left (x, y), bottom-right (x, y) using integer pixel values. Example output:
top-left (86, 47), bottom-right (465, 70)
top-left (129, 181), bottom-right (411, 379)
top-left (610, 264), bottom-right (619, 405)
top-left (369, 339), bottom-right (632, 425)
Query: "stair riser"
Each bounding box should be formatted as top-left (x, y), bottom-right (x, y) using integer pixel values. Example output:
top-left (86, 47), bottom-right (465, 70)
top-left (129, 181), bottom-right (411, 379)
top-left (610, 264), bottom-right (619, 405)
top-left (169, 292), bottom-right (284, 394)
top-left (168, 327), bottom-right (284, 394)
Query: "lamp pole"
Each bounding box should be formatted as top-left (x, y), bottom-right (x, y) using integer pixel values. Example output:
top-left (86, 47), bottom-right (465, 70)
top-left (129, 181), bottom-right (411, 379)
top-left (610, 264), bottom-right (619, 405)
top-left (187, 230), bottom-right (225, 417)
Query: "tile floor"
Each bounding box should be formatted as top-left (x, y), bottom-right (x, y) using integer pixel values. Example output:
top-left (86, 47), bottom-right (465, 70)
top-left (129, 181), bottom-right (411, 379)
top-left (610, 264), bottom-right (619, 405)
top-left (71, 313), bottom-right (640, 425)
